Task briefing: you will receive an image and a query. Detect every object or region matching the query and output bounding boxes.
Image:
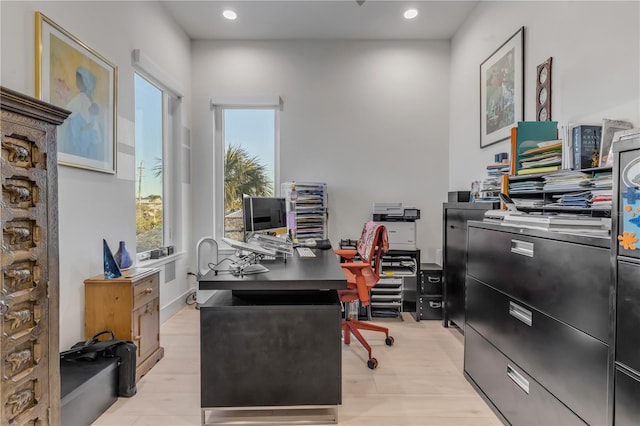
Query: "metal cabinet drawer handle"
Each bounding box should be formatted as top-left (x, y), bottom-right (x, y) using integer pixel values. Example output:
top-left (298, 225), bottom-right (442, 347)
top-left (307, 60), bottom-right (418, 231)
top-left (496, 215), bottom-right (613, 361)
top-left (511, 239), bottom-right (534, 257)
top-left (507, 364), bottom-right (530, 394)
top-left (509, 301), bottom-right (532, 326)
top-left (427, 276), bottom-right (441, 283)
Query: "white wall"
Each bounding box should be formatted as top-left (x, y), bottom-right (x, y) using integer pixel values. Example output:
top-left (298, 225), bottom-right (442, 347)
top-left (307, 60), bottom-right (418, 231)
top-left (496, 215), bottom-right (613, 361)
top-left (191, 40), bottom-right (451, 261)
top-left (3, 0), bottom-right (637, 349)
top-left (449, 1), bottom-right (640, 190)
top-left (0, 1), bottom-right (193, 349)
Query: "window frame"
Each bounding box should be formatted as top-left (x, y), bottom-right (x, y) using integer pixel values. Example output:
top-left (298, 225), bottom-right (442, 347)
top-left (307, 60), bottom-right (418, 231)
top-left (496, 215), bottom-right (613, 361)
top-left (212, 99), bottom-right (281, 246)
top-left (134, 71), bottom-right (182, 259)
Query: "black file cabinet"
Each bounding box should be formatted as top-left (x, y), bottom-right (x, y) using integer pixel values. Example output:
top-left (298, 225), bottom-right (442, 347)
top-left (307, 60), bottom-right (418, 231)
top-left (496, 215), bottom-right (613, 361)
top-left (612, 133), bottom-right (640, 425)
top-left (417, 263), bottom-right (443, 320)
top-left (442, 202), bottom-right (499, 331)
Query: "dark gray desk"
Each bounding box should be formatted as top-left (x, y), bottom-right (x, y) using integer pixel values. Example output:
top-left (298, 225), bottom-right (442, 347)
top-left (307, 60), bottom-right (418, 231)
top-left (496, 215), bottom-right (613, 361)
top-left (198, 249), bottom-right (346, 425)
top-left (198, 248), bottom-right (347, 291)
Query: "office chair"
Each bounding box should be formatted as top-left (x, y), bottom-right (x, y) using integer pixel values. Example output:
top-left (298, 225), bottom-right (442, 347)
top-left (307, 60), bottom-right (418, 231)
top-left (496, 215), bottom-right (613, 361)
top-left (335, 221), bottom-right (393, 369)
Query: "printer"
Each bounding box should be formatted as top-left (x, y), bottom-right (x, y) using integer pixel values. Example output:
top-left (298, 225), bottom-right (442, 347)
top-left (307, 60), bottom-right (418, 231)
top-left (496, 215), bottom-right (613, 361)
top-left (372, 203), bottom-right (419, 251)
top-left (372, 202), bottom-right (420, 222)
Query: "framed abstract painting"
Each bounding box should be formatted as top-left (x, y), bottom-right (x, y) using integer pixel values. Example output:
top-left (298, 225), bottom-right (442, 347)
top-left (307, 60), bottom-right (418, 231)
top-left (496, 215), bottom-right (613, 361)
top-left (35, 11), bottom-right (117, 173)
top-left (480, 27), bottom-right (524, 148)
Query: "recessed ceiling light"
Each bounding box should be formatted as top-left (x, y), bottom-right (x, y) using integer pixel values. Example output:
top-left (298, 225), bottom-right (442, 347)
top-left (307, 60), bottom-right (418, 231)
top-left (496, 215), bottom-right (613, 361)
top-left (404, 9), bottom-right (418, 19)
top-left (223, 10), bottom-right (237, 20)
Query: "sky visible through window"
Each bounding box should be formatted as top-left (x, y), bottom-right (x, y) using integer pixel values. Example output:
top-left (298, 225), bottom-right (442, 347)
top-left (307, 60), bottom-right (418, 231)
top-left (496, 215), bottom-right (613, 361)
top-left (225, 109), bottom-right (275, 186)
top-left (134, 99), bottom-right (275, 197)
top-left (135, 74), bottom-right (162, 198)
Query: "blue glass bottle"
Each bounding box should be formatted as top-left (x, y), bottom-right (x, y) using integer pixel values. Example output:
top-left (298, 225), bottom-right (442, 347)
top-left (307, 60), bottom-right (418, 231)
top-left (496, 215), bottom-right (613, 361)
top-left (114, 241), bottom-right (133, 270)
top-left (103, 239), bottom-right (122, 279)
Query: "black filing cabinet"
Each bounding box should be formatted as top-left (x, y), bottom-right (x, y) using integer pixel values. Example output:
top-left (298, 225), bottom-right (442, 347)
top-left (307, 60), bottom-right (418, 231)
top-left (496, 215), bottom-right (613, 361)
top-left (417, 263), bottom-right (443, 320)
top-left (612, 134), bottom-right (640, 425)
top-left (442, 202), bottom-right (498, 331)
top-left (464, 222), bottom-right (610, 426)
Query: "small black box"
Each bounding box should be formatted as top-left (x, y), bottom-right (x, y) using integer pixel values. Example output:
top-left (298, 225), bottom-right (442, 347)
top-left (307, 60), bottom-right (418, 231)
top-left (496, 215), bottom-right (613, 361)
top-left (448, 191), bottom-right (471, 202)
top-left (419, 263), bottom-right (442, 295)
top-left (418, 295), bottom-right (443, 320)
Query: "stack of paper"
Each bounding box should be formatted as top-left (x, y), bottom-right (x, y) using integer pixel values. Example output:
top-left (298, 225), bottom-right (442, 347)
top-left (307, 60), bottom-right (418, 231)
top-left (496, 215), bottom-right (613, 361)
top-left (501, 213), bottom-right (609, 236)
top-left (543, 170), bottom-right (592, 191)
top-left (509, 180), bottom-right (545, 192)
top-left (486, 161), bottom-right (510, 177)
top-left (549, 191), bottom-right (592, 208)
top-left (479, 159), bottom-right (509, 202)
top-left (591, 190), bottom-right (612, 209)
top-left (511, 198), bottom-right (546, 208)
top-left (517, 139), bottom-right (562, 175)
top-left (590, 171), bottom-right (612, 209)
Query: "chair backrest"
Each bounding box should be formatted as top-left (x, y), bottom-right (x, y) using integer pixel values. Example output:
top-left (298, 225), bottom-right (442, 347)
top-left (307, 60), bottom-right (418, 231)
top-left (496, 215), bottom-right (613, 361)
top-left (355, 221), bottom-right (389, 282)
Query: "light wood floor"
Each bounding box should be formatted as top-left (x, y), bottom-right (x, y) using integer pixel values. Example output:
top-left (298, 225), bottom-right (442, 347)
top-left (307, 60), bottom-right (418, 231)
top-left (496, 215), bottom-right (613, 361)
top-left (93, 306), bottom-right (501, 425)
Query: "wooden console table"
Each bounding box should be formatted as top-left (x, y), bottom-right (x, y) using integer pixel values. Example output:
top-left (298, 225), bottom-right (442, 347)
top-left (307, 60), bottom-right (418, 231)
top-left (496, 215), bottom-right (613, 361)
top-left (84, 268), bottom-right (164, 382)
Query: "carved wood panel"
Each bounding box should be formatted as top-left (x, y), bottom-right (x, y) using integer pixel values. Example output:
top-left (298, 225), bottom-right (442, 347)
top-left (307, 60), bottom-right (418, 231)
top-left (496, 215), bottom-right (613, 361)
top-left (1, 86), bottom-right (69, 426)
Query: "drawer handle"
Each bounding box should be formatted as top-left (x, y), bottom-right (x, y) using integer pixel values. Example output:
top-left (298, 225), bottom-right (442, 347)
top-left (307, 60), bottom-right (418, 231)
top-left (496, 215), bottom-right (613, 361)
top-left (509, 301), bottom-right (532, 326)
top-left (144, 287), bottom-right (153, 294)
top-left (427, 276), bottom-right (441, 283)
top-left (511, 239), bottom-right (534, 257)
top-left (429, 301), bottom-right (442, 308)
top-left (507, 364), bottom-right (530, 394)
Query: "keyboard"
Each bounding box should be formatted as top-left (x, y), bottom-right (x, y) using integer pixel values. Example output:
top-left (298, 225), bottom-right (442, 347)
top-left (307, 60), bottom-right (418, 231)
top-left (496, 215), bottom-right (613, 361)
top-left (296, 246), bottom-right (316, 258)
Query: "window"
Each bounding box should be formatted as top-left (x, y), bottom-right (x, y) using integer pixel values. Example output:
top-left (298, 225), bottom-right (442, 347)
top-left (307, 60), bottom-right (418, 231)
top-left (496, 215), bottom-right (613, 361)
top-left (135, 73), bottom-right (176, 254)
top-left (214, 105), bottom-right (279, 242)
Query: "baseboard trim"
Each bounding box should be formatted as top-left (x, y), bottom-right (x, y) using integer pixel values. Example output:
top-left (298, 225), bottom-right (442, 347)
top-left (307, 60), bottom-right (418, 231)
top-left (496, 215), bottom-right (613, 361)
top-left (160, 289), bottom-right (193, 324)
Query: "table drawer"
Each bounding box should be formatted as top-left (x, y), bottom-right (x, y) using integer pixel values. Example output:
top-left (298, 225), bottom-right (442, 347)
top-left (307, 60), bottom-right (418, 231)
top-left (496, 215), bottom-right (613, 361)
top-left (467, 226), bottom-right (610, 342)
top-left (466, 277), bottom-right (608, 426)
top-left (133, 273), bottom-right (159, 310)
top-left (464, 326), bottom-right (585, 426)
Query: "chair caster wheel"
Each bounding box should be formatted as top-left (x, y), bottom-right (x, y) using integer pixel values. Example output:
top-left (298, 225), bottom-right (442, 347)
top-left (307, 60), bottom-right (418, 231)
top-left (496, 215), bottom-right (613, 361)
top-left (385, 336), bottom-right (394, 346)
top-left (367, 358), bottom-right (378, 369)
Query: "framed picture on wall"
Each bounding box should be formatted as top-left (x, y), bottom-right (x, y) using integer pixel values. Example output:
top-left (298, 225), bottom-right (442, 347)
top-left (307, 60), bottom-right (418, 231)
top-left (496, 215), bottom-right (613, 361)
top-left (35, 11), bottom-right (118, 173)
top-left (480, 27), bottom-right (524, 148)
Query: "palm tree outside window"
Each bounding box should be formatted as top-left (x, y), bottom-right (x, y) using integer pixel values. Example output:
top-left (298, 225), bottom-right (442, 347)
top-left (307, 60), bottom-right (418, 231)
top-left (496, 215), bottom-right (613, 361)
top-left (221, 109), bottom-right (278, 241)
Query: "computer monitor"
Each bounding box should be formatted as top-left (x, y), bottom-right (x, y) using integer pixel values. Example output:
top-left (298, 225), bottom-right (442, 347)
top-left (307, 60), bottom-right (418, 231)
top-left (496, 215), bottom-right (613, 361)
top-left (242, 195), bottom-right (287, 239)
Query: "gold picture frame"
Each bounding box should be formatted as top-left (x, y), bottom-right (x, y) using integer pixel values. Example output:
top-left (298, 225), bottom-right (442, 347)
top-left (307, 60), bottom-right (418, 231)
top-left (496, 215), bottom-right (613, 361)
top-left (35, 11), bottom-right (117, 173)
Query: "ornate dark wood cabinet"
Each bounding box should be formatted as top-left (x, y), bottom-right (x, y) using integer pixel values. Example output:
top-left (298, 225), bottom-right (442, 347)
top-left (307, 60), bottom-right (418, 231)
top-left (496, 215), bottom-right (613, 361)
top-left (0, 87), bottom-right (69, 425)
